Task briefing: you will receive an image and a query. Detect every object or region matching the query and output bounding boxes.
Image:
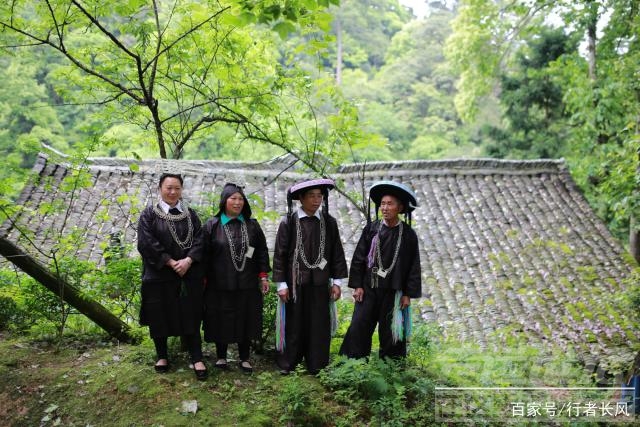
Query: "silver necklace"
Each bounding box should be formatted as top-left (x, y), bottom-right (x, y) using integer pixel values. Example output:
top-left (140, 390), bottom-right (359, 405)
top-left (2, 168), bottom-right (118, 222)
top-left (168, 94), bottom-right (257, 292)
top-left (372, 221), bottom-right (403, 287)
top-left (152, 203), bottom-right (194, 250)
top-left (294, 213), bottom-right (326, 268)
top-left (223, 220), bottom-right (249, 272)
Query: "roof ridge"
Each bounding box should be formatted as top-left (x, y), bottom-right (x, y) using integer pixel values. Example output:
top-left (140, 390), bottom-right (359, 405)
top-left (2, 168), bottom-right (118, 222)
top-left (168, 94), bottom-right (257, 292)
top-left (337, 158), bottom-right (567, 174)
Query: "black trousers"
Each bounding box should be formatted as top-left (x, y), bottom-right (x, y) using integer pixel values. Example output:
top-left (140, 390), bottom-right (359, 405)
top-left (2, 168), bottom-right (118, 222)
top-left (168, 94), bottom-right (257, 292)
top-left (339, 286), bottom-right (406, 359)
top-left (277, 284), bottom-right (331, 373)
top-left (216, 342), bottom-right (250, 361)
top-left (153, 334), bottom-right (203, 363)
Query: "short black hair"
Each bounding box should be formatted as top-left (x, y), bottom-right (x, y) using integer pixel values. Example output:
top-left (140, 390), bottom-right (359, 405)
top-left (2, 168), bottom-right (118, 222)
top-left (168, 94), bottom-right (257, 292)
top-left (158, 173), bottom-right (183, 187)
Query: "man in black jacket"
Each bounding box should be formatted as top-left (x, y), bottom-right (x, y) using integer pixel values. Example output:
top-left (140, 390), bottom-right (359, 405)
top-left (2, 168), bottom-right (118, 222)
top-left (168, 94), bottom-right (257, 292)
top-left (340, 181), bottom-right (421, 359)
top-left (272, 178), bottom-right (348, 374)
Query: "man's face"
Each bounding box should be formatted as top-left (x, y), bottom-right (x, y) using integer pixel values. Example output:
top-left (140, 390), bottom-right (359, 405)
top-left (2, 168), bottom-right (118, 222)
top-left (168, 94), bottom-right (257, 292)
top-left (300, 189), bottom-right (323, 214)
top-left (380, 194), bottom-right (403, 222)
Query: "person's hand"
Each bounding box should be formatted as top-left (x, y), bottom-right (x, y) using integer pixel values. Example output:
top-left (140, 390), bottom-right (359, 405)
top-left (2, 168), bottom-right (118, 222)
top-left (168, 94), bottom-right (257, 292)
top-left (353, 287), bottom-right (364, 303)
top-left (400, 295), bottom-right (410, 310)
top-left (330, 284), bottom-right (341, 301)
top-left (260, 277), bottom-right (270, 294)
top-left (173, 257), bottom-right (192, 277)
top-left (278, 288), bottom-right (289, 303)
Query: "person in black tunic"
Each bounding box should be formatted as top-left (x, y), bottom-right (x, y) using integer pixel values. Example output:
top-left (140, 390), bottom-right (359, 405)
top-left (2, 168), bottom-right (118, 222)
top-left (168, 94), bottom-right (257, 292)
top-left (272, 178), bottom-right (348, 374)
top-left (339, 181), bottom-right (421, 359)
top-left (137, 173), bottom-right (207, 380)
top-left (202, 183), bottom-right (271, 373)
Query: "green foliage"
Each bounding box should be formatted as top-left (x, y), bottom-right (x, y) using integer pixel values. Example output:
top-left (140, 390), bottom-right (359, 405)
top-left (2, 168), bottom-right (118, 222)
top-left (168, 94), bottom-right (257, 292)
top-left (0, 295), bottom-right (32, 332)
top-left (319, 356), bottom-right (434, 425)
top-left (483, 27), bottom-right (578, 159)
top-left (620, 268), bottom-right (640, 315)
top-left (260, 284), bottom-right (279, 351)
top-left (0, 0), bottom-right (367, 184)
top-left (92, 255), bottom-right (142, 320)
top-left (445, 0), bottom-right (504, 122)
top-left (277, 371), bottom-right (328, 425)
top-left (342, 9), bottom-right (477, 161)
top-left (329, 0), bottom-right (412, 71)
top-left (22, 273), bottom-right (71, 337)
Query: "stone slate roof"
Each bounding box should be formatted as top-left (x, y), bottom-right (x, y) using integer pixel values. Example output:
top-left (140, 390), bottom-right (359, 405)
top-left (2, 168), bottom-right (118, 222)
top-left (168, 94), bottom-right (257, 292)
top-left (2, 152), bottom-right (638, 372)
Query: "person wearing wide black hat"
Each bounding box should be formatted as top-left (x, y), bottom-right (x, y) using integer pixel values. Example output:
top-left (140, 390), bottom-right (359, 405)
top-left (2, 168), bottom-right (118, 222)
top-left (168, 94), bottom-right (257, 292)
top-left (339, 180), bottom-right (421, 359)
top-left (202, 182), bottom-right (271, 373)
top-left (137, 172), bottom-right (208, 380)
top-left (272, 178), bottom-right (348, 374)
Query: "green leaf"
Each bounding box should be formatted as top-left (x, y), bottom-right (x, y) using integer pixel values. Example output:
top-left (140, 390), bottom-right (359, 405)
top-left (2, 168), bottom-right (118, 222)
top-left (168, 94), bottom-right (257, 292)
top-left (272, 22), bottom-right (297, 39)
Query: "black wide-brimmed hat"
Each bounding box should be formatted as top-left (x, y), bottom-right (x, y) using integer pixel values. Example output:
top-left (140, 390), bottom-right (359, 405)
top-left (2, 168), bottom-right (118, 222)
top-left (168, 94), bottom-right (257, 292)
top-left (367, 180), bottom-right (418, 223)
top-left (288, 178), bottom-right (335, 200)
top-left (369, 181), bottom-right (417, 214)
top-left (286, 178), bottom-right (335, 215)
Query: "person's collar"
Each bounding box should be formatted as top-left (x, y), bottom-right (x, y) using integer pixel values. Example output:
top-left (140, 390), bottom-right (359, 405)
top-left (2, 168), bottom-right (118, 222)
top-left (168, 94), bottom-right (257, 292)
top-left (159, 199), bottom-right (182, 214)
top-left (382, 218), bottom-right (401, 228)
top-left (221, 212), bottom-right (245, 225)
top-left (297, 206), bottom-right (321, 219)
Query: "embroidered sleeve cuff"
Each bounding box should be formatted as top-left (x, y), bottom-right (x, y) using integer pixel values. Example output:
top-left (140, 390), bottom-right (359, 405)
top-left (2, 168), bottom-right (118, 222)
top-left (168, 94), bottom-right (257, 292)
top-left (277, 282), bottom-right (288, 292)
top-left (258, 272), bottom-right (268, 279)
top-left (331, 278), bottom-right (342, 286)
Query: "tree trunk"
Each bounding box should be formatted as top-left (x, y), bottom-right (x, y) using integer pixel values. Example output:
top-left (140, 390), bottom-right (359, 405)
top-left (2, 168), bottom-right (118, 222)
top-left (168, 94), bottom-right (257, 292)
top-left (586, 1), bottom-right (597, 82)
top-left (0, 236), bottom-right (136, 343)
top-left (631, 216), bottom-right (639, 264)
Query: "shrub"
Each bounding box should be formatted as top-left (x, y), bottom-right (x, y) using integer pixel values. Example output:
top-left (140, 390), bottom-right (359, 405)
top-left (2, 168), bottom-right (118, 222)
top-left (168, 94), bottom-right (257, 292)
top-left (0, 295), bottom-right (32, 332)
top-left (319, 356), bottom-right (434, 425)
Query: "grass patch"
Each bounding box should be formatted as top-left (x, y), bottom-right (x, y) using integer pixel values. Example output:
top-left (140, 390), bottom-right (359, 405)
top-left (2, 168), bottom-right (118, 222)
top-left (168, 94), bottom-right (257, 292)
top-left (0, 319), bottom-right (631, 426)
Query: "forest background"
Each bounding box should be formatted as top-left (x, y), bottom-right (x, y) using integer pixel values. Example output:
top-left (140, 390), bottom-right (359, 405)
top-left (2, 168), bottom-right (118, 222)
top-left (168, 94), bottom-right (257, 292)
top-left (0, 0), bottom-right (639, 424)
top-left (0, 0), bottom-right (638, 249)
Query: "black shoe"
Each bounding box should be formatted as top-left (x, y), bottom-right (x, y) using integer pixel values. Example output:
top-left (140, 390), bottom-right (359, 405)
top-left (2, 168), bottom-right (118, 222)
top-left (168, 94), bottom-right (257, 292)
top-left (279, 369), bottom-right (290, 375)
top-left (239, 360), bottom-right (253, 374)
top-left (193, 361), bottom-right (208, 381)
top-left (154, 360), bottom-right (169, 373)
top-left (214, 359), bottom-right (228, 370)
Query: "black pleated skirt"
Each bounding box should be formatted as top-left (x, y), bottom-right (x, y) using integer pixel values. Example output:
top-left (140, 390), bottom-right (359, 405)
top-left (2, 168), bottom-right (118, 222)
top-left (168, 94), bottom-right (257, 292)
top-left (140, 278), bottom-right (204, 338)
top-left (203, 288), bottom-right (263, 344)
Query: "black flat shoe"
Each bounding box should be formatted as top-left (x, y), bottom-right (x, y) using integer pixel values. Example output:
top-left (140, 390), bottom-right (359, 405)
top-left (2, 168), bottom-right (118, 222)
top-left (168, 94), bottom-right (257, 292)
top-left (214, 359), bottom-right (228, 370)
top-left (239, 361), bottom-right (253, 374)
top-left (154, 360), bottom-right (170, 373)
top-left (193, 361), bottom-right (208, 381)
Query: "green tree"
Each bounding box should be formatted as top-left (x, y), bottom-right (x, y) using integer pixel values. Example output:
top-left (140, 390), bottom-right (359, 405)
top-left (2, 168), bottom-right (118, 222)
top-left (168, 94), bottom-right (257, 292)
top-left (0, 0), bottom-right (361, 174)
top-left (331, 0), bottom-right (412, 80)
top-left (483, 27), bottom-right (578, 159)
top-left (445, 0), bottom-right (640, 257)
top-left (0, 52), bottom-right (69, 194)
top-left (341, 8), bottom-right (473, 160)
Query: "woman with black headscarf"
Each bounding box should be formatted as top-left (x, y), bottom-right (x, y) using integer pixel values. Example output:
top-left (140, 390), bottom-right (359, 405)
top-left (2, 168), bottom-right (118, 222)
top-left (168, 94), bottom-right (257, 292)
top-left (137, 173), bottom-right (207, 380)
top-left (202, 183), bottom-right (271, 373)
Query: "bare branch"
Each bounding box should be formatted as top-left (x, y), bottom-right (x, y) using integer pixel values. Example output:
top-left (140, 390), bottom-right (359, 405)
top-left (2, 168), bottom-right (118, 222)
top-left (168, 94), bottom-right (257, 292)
top-left (140, 6), bottom-right (231, 76)
top-left (70, 0), bottom-right (140, 61)
top-left (0, 18), bottom-right (147, 104)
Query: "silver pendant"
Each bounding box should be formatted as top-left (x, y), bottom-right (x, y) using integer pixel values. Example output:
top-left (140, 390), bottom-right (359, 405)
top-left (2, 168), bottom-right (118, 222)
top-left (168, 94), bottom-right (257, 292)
top-left (245, 246), bottom-right (255, 259)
